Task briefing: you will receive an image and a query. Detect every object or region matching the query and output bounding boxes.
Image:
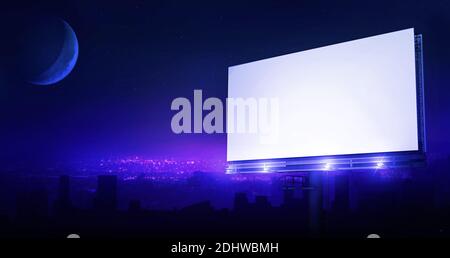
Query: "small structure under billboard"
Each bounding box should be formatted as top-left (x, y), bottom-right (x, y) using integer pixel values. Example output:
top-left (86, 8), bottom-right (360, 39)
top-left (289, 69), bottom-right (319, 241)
top-left (226, 28), bottom-right (426, 173)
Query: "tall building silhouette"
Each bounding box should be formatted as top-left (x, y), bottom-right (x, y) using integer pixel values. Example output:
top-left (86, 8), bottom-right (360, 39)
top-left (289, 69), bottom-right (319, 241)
top-left (94, 175), bottom-right (117, 211)
top-left (128, 199), bottom-right (142, 213)
top-left (283, 188), bottom-right (295, 206)
top-left (234, 192), bottom-right (250, 212)
top-left (54, 175), bottom-right (71, 214)
top-left (255, 195), bottom-right (271, 209)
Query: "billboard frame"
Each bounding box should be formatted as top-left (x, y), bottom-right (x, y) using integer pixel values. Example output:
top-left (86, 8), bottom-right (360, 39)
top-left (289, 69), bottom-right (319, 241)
top-left (227, 33), bottom-right (426, 174)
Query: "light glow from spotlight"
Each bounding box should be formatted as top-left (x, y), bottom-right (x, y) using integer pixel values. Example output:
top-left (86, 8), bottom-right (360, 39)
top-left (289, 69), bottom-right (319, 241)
top-left (376, 161), bottom-right (385, 169)
top-left (323, 163), bottom-right (332, 171)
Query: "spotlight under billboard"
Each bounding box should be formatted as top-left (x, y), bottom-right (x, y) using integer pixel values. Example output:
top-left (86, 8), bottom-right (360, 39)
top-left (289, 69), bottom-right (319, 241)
top-left (227, 28), bottom-right (426, 173)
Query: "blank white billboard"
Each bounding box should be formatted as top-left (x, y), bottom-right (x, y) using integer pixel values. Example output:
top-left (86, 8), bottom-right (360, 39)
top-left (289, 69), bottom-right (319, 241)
top-left (227, 28), bottom-right (418, 161)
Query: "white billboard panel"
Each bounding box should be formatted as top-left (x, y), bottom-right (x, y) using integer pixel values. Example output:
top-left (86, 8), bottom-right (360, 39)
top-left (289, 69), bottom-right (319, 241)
top-left (227, 28), bottom-right (418, 162)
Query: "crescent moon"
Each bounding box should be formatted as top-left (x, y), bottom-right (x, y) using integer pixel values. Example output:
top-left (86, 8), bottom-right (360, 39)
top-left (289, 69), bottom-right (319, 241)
top-left (29, 21), bottom-right (78, 86)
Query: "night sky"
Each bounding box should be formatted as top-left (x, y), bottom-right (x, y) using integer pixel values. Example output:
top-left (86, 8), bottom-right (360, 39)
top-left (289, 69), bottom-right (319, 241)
top-left (1, 0), bottom-right (450, 167)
